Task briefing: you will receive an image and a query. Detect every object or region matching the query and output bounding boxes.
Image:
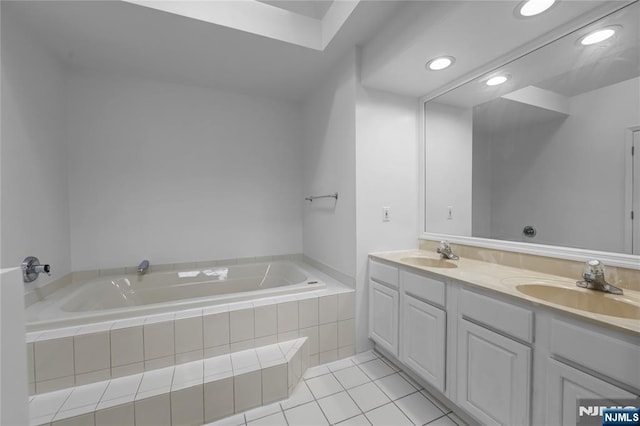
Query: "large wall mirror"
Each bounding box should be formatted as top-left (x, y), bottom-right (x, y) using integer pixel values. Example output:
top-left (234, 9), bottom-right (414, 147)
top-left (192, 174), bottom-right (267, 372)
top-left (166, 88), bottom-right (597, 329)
top-left (423, 1), bottom-right (640, 258)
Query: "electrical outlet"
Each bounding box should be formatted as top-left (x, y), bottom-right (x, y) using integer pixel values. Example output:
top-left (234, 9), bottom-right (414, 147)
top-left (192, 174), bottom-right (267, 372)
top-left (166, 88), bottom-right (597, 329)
top-left (447, 206), bottom-right (453, 220)
top-left (382, 206), bottom-right (391, 222)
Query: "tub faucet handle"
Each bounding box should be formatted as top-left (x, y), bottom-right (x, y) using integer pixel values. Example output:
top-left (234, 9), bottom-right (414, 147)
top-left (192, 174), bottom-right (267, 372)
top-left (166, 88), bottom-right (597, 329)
top-left (138, 260), bottom-right (150, 274)
top-left (22, 256), bottom-right (51, 283)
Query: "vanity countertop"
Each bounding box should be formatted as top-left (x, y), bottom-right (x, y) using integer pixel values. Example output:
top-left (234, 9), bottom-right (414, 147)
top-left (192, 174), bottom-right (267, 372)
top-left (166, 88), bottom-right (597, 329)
top-left (370, 250), bottom-right (640, 335)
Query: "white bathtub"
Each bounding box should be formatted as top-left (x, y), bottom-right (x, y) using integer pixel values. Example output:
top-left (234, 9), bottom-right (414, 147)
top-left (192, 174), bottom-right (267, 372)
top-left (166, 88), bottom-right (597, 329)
top-left (26, 261), bottom-right (324, 331)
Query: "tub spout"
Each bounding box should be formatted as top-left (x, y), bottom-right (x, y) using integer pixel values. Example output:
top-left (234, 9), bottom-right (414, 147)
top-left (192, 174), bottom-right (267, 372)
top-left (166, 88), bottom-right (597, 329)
top-left (138, 260), bottom-right (150, 274)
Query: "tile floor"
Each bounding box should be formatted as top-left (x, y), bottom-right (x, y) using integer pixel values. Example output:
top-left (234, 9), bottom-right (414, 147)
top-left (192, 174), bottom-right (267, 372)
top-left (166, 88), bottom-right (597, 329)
top-left (205, 350), bottom-right (468, 426)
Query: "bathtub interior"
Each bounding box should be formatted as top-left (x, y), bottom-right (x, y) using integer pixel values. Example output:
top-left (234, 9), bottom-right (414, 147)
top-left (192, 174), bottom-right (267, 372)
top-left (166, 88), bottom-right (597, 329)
top-left (26, 261), bottom-right (325, 331)
top-left (61, 262), bottom-right (308, 312)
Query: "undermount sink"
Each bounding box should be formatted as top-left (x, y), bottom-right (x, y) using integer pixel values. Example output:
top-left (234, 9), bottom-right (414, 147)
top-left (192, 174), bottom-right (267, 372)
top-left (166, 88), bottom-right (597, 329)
top-left (516, 284), bottom-right (640, 320)
top-left (400, 257), bottom-right (458, 269)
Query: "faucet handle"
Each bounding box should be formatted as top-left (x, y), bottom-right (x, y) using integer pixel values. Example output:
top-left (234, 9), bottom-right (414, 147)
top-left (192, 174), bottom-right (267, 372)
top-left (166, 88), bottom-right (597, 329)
top-left (584, 259), bottom-right (605, 279)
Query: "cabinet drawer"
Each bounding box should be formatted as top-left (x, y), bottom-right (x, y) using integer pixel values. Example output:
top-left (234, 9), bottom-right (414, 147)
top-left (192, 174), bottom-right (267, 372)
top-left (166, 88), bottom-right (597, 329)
top-left (401, 270), bottom-right (445, 307)
top-left (550, 318), bottom-right (640, 390)
top-left (460, 289), bottom-right (533, 343)
top-left (370, 259), bottom-right (398, 288)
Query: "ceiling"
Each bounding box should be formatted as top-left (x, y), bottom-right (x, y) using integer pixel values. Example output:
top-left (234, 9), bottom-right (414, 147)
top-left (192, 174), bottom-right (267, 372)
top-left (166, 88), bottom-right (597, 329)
top-left (4, 1), bottom-right (635, 103)
top-left (3, 0), bottom-right (400, 102)
top-left (433, 1), bottom-right (639, 109)
top-left (360, 0), bottom-right (634, 99)
top-left (257, 0), bottom-right (334, 20)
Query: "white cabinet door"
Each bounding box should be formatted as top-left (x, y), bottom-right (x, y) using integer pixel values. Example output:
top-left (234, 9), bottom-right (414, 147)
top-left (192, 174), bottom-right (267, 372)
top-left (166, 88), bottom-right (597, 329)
top-left (457, 319), bottom-right (531, 426)
top-left (546, 359), bottom-right (637, 426)
top-left (402, 295), bottom-right (446, 392)
top-left (369, 280), bottom-right (399, 356)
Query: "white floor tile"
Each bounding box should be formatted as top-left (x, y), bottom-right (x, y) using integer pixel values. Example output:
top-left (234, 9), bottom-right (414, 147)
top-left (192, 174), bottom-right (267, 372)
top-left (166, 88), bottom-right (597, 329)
top-left (447, 412), bottom-right (469, 426)
top-left (326, 358), bottom-right (354, 372)
top-left (421, 390), bottom-right (452, 414)
top-left (427, 414), bottom-right (458, 426)
top-left (280, 381), bottom-right (314, 410)
top-left (358, 359), bottom-right (394, 381)
top-left (244, 402), bottom-right (282, 422)
top-left (397, 371), bottom-right (423, 390)
top-left (351, 351), bottom-right (378, 365)
top-left (374, 374), bottom-right (416, 400)
top-left (305, 373), bottom-right (343, 399)
top-left (333, 366), bottom-right (371, 389)
top-left (336, 414), bottom-right (371, 426)
top-left (284, 401), bottom-right (329, 426)
top-left (248, 411), bottom-right (287, 426)
top-left (395, 392), bottom-right (444, 425)
top-left (347, 382), bottom-right (391, 413)
top-left (378, 357), bottom-right (400, 372)
top-left (302, 364), bottom-right (330, 380)
top-left (365, 403), bottom-right (413, 426)
top-left (317, 391), bottom-right (361, 425)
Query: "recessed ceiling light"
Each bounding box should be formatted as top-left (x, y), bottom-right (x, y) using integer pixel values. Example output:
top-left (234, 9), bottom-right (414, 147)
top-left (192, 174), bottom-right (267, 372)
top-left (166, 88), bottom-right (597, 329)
top-left (579, 26), bottom-right (619, 45)
top-left (426, 56), bottom-right (456, 71)
top-left (518, 0), bottom-right (556, 17)
top-left (486, 75), bottom-right (510, 86)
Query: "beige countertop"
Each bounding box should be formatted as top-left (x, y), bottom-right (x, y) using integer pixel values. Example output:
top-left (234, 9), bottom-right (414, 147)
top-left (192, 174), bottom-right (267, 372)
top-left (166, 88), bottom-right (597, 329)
top-left (370, 249), bottom-right (640, 335)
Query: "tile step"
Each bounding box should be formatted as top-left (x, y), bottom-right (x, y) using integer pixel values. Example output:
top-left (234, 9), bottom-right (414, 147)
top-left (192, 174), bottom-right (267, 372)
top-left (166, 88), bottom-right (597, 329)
top-left (29, 338), bottom-right (308, 426)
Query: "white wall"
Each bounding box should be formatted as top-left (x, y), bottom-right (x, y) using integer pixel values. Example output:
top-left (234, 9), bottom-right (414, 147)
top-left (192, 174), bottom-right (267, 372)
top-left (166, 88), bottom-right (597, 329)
top-left (0, 268), bottom-right (28, 426)
top-left (301, 52), bottom-right (357, 280)
top-left (66, 70), bottom-right (304, 270)
top-left (355, 78), bottom-right (418, 352)
top-left (478, 77), bottom-right (639, 253)
top-left (424, 102), bottom-right (473, 236)
top-left (1, 8), bottom-right (71, 289)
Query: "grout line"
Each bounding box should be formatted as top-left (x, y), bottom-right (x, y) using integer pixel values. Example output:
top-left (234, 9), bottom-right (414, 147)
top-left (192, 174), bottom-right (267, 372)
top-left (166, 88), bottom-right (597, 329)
top-left (423, 412), bottom-right (450, 425)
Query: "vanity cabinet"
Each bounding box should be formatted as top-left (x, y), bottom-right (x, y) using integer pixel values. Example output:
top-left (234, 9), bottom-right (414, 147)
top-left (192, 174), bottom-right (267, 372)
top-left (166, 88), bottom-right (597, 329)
top-left (369, 255), bottom-right (639, 426)
top-left (402, 294), bottom-right (446, 392)
top-left (456, 289), bottom-right (532, 426)
top-left (457, 319), bottom-right (531, 426)
top-left (543, 316), bottom-right (640, 425)
top-left (400, 270), bottom-right (446, 392)
top-left (369, 280), bottom-right (399, 356)
top-left (369, 260), bottom-right (400, 356)
top-left (545, 359), bottom-right (637, 426)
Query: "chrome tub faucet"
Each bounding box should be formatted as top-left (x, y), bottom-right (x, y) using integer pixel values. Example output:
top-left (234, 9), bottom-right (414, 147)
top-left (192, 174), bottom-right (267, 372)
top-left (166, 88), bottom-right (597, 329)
top-left (436, 241), bottom-right (459, 260)
top-left (576, 259), bottom-right (623, 295)
top-left (138, 260), bottom-right (150, 274)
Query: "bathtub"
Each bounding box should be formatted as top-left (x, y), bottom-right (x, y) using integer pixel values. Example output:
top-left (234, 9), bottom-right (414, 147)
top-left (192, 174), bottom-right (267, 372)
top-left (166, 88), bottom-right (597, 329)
top-left (26, 261), bottom-right (325, 332)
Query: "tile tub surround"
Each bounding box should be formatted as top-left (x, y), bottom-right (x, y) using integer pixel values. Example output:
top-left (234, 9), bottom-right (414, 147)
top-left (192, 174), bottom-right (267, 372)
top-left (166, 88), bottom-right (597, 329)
top-left (419, 239), bottom-right (640, 292)
top-left (29, 349), bottom-right (468, 426)
top-left (29, 338), bottom-right (308, 426)
top-left (207, 350), bottom-right (467, 426)
top-left (27, 291), bottom-right (356, 394)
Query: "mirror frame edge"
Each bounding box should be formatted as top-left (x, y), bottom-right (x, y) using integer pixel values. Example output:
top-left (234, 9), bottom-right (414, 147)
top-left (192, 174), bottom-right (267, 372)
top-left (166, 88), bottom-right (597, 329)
top-left (417, 1), bottom-right (640, 271)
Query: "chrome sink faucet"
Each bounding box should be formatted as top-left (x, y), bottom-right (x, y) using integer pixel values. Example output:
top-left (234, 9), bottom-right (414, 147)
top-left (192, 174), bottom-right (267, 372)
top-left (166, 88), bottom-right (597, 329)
top-left (138, 260), bottom-right (150, 274)
top-left (436, 241), bottom-right (459, 260)
top-left (576, 259), bottom-right (623, 295)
